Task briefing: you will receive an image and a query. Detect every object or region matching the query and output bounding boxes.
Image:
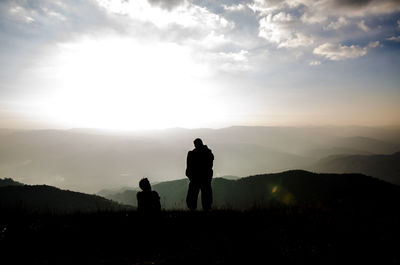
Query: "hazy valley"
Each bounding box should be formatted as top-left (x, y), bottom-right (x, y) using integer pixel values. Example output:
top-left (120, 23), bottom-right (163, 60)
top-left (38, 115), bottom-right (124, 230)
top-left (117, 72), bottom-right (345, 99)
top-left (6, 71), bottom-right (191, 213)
top-left (0, 126), bottom-right (399, 193)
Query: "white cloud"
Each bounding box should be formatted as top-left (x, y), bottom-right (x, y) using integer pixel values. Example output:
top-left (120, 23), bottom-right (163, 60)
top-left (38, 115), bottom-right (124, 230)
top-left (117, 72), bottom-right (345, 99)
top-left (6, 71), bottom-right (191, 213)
top-left (309, 60), bottom-right (321, 66)
top-left (272, 12), bottom-right (294, 22)
top-left (7, 3), bottom-right (68, 24)
top-left (387, 36), bottom-right (400, 42)
top-left (223, 4), bottom-right (246, 12)
top-left (258, 13), bottom-right (313, 48)
top-left (2, 0), bottom-right (108, 36)
top-left (280, 33), bottom-right (314, 48)
top-left (190, 30), bottom-right (230, 50)
top-left (96, 0), bottom-right (234, 30)
top-left (313, 41), bottom-right (379, 61)
top-left (367, 41), bottom-right (380, 48)
top-left (248, 0), bottom-right (287, 14)
top-left (219, 50), bottom-right (249, 62)
top-left (8, 5), bottom-right (36, 23)
top-left (358, 20), bottom-right (370, 32)
top-left (42, 7), bottom-right (66, 21)
top-left (0, 0), bottom-right (398, 82)
top-left (324, 17), bottom-right (348, 30)
top-left (314, 43), bottom-right (364, 61)
top-left (216, 49), bottom-right (251, 72)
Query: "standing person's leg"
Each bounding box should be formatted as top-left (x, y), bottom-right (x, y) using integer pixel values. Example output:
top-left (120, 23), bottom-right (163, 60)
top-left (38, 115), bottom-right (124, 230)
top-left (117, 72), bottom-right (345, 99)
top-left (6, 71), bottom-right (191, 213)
top-left (201, 180), bottom-right (213, 210)
top-left (186, 181), bottom-right (200, 210)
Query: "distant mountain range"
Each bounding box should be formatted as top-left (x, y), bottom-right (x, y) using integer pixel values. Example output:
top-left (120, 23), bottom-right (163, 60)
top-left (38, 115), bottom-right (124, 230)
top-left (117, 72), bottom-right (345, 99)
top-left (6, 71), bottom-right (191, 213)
top-left (101, 170), bottom-right (400, 210)
top-left (311, 152), bottom-right (400, 185)
top-left (1, 126), bottom-right (399, 193)
top-left (0, 178), bottom-right (129, 213)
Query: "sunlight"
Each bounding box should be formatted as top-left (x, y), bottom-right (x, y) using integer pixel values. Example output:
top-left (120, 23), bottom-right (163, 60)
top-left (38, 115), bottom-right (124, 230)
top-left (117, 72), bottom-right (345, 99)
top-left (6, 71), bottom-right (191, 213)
top-left (36, 36), bottom-right (226, 130)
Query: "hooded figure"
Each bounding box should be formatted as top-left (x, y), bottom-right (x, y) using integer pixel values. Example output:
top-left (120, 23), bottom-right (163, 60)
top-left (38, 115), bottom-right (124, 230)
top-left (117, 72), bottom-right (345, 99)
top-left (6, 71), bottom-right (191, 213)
top-left (185, 138), bottom-right (214, 210)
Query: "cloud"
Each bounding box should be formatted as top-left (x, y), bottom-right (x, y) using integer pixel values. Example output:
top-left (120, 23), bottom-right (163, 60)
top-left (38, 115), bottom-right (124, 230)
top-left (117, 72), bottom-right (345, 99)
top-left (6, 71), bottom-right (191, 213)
top-left (215, 50), bottom-right (251, 72)
top-left (386, 19), bottom-right (400, 42)
top-left (258, 13), bottom-right (313, 48)
top-left (324, 17), bottom-right (348, 30)
top-left (333, 0), bottom-right (374, 8)
top-left (97, 0), bottom-right (233, 30)
top-left (313, 41), bottom-right (379, 61)
top-left (147, 0), bottom-right (185, 10)
top-left (367, 41), bottom-right (380, 48)
top-left (387, 36), bottom-right (400, 42)
top-left (357, 20), bottom-right (370, 32)
top-left (309, 60), bottom-right (321, 66)
top-left (300, 0), bottom-right (400, 24)
top-left (0, 0), bottom-right (398, 82)
top-left (0, 0), bottom-right (399, 132)
top-left (251, 0), bottom-right (398, 51)
top-left (249, 0), bottom-right (400, 26)
top-left (8, 5), bottom-right (35, 23)
top-left (248, 0), bottom-right (286, 14)
top-left (313, 43), bottom-right (363, 61)
top-left (219, 50), bottom-right (249, 62)
top-left (223, 4), bottom-right (247, 11)
top-left (1, 0), bottom-right (114, 41)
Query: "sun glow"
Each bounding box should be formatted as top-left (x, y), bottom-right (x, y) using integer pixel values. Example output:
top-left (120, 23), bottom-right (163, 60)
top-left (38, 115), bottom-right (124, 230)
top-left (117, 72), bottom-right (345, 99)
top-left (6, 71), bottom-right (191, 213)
top-left (36, 36), bottom-right (227, 130)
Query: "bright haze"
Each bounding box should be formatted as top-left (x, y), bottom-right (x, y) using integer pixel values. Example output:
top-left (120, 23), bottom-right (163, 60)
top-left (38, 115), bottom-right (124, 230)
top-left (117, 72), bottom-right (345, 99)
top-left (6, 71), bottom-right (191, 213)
top-left (1, 0), bottom-right (400, 130)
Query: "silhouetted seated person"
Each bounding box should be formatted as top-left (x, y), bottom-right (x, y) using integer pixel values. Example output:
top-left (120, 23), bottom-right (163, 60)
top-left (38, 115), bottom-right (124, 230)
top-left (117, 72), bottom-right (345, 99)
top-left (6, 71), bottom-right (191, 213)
top-left (136, 178), bottom-right (161, 213)
top-left (185, 138), bottom-right (214, 210)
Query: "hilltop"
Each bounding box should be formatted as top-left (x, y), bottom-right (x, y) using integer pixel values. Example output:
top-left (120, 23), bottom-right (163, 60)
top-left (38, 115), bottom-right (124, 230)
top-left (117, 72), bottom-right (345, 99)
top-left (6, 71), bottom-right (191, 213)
top-left (0, 178), bottom-right (23, 187)
top-left (0, 179), bottom-right (130, 214)
top-left (102, 170), bottom-right (400, 210)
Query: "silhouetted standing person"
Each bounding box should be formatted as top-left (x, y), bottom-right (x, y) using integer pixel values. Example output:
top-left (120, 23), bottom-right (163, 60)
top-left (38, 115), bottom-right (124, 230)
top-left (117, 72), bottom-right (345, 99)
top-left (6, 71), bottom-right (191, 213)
top-left (186, 138), bottom-right (214, 210)
top-left (137, 178), bottom-right (161, 213)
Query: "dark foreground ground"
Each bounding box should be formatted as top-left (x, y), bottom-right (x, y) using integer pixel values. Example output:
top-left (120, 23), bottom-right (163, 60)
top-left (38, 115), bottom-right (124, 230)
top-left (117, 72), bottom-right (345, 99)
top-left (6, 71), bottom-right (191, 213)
top-left (1, 207), bottom-right (400, 265)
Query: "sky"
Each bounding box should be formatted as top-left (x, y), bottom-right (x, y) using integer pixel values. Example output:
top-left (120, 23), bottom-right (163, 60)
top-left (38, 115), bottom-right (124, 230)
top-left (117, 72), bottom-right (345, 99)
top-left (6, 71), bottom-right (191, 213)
top-left (0, 0), bottom-right (400, 130)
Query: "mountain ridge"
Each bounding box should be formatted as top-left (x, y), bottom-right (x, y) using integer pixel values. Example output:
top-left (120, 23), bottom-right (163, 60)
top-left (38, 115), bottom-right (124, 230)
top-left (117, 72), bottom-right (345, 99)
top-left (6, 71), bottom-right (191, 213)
top-left (102, 170), bottom-right (400, 210)
top-left (0, 179), bottom-right (130, 213)
top-left (311, 151), bottom-right (400, 185)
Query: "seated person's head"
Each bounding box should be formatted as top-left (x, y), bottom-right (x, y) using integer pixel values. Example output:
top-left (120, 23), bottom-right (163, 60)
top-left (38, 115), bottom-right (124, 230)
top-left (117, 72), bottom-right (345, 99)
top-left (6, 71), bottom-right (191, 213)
top-left (139, 178), bottom-right (151, 192)
top-left (194, 138), bottom-right (203, 149)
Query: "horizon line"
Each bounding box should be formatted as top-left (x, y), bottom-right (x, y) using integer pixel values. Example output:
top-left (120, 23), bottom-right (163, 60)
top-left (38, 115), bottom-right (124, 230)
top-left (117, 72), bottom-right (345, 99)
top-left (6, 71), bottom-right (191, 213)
top-left (1, 124), bottom-right (400, 133)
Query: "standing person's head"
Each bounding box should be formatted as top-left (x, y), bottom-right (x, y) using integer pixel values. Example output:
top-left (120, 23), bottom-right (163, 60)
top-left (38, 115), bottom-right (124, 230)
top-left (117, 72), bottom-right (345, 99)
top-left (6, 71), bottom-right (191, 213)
top-left (194, 138), bottom-right (203, 149)
top-left (139, 178), bottom-right (151, 192)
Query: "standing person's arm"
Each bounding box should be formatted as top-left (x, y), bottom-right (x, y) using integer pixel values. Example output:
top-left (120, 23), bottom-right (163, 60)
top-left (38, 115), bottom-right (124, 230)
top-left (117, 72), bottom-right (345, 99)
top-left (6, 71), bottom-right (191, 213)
top-left (185, 151), bottom-right (192, 179)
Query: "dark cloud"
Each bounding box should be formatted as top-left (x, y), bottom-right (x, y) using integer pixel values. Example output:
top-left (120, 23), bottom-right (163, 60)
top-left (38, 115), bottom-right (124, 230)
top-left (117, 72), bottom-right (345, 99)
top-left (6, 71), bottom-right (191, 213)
top-left (334, 0), bottom-right (373, 8)
top-left (333, 0), bottom-right (400, 10)
top-left (147, 0), bottom-right (185, 10)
